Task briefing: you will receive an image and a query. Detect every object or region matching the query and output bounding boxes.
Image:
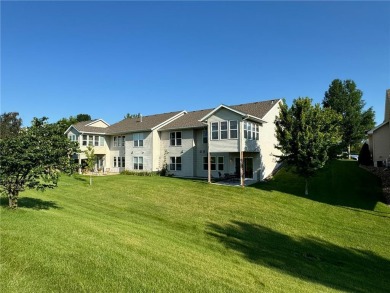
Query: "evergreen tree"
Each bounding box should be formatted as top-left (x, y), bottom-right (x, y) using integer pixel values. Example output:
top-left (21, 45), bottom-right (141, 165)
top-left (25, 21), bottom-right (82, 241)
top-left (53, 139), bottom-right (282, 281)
top-left (275, 98), bottom-right (341, 195)
top-left (323, 79), bottom-right (375, 157)
top-left (358, 143), bottom-right (373, 166)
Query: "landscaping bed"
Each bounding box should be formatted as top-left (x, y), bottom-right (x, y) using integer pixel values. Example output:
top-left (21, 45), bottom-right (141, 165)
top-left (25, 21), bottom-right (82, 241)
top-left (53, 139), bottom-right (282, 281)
top-left (360, 165), bottom-right (390, 205)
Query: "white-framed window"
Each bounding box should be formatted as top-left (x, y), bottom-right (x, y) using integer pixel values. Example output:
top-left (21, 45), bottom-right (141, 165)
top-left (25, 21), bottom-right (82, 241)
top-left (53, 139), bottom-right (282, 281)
top-left (118, 156), bottom-right (121, 168)
top-left (170, 157), bottom-right (182, 171)
top-left (122, 157), bottom-right (125, 168)
top-left (82, 135), bottom-right (88, 146)
top-left (203, 157), bottom-right (216, 171)
top-left (170, 132), bottom-right (182, 146)
top-left (230, 121), bottom-right (238, 139)
top-left (133, 133), bottom-right (144, 147)
top-left (88, 135), bottom-right (93, 146)
top-left (113, 136), bottom-right (125, 147)
top-left (99, 136), bottom-right (105, 146)
top-left (218, 156), bottom-right (224, 171)
top-left (69, 134), bottom-right (77, 142)
top-left (94, 135), bottom-right (99, 146)
top-left (220, 121), bottom-right (228, 139)
top-left (133, 157), bottom-right (143, 170)
top-left (244, 121), bottom-right (260, 140)
top-left (211, 122), bottom-right (219, 140)
top-left (202, 129), bottom-right (208, 144)
top-left (113, 157), bottom-right (117, 168)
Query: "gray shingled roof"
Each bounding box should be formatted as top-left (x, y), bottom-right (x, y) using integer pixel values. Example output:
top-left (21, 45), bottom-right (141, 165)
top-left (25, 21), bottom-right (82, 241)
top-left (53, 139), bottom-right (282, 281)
top-left (159, 108), bottom-right (212, 131)
top-left (105, 111), bottom-right (183, 134)
top-left (72, 120), bottom-right (108, 134)
top-left (160, 99), bottom-right (280, 131)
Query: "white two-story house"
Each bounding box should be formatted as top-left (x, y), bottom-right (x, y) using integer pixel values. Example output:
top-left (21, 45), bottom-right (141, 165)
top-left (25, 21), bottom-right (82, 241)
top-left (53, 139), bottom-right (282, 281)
top-left (65, 99), bottom-right (282, 184)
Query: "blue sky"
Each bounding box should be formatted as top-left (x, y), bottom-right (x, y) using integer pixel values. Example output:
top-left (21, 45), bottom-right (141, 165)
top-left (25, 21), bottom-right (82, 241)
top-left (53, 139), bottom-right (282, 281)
top-left (2, 1), bottom-right (389, 126)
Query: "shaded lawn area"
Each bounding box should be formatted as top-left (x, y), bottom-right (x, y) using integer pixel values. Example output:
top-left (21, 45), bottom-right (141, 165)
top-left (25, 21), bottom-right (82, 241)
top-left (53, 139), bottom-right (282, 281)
top-left (1, 160), bottom-right (389, 292)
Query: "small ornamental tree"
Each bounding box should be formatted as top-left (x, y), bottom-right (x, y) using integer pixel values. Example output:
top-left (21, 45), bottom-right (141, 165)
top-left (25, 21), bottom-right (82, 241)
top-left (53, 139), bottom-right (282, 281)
top-left (275, 98), bottom-right (341, 195)
top-left (84, 145), bottom-right (96, 185)
top-left (0, 117), bottom-right (79, 208)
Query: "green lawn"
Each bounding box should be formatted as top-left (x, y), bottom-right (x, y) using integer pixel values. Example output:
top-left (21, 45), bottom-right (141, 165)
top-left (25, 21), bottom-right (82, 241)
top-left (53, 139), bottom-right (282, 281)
top-left (1, 160), bottom-right (389, 292)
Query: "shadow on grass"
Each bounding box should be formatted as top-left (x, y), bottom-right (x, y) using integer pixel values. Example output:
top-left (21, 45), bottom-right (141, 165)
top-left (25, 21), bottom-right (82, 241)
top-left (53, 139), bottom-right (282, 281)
top-left (250, 160), bottom-right (384, 211)
top-left (0, 196), bottom-right (61, 210)
top-left (207, 221), bottom-right (390, 293)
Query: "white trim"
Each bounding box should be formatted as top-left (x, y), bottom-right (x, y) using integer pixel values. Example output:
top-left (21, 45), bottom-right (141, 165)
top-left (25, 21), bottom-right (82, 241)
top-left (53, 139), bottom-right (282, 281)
top-left (261, 99), bottom-right (283, 121)
top-left (151, 111), bottom-right (187, 131)
top-left (367, 121), bottom-right (389, 134)
top-left (85, 119), bottom-right (110, 127)
top-left (199, 104), bottom-right (266, 124)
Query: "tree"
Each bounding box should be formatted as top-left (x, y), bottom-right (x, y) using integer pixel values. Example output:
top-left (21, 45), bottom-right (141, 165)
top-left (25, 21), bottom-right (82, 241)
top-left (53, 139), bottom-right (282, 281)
top-left (0, 112), bottom-right (22, 139)
top-left (124, 113), bottom-right (141, 119)
top-left (275, 98), bottom-right (341, 195)
top-left (84, 145), bottom-right (96, 186)
top-left (76, 114), bottom-right (92, 122)
top-left (323, 79), bottom-right (375, 158)
top-left (0, 117), bottom-right (79, 208)
top-left (358, 143), bottom-right (373, 166)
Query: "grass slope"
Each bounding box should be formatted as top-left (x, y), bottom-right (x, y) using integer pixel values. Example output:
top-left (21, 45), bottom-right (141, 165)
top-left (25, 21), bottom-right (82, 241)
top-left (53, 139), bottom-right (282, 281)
top-left (1, 160), bottom-right (389, 292)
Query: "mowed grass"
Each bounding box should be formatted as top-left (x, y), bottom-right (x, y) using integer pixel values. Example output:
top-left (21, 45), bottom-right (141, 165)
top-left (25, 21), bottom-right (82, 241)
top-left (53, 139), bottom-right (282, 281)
top-left (1, 160), bottom-right (389, 292)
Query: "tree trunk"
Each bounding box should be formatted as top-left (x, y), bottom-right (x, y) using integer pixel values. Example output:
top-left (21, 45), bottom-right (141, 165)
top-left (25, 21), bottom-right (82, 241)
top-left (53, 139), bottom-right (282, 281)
top-left (8, 191), bottom-right (19, 208)
top-left (348, 144), bottom-right (351, 160)
top-left (305, 179), bottom-right (309, 196)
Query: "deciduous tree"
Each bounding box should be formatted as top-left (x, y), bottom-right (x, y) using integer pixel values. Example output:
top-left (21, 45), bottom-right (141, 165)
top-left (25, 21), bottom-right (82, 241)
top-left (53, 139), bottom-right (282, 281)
top-left (0, 112), bottom-right (22, 139)
top-left (275, 98), bottom-right (341, 195)
top-left (0, 117), bottom-right (79, 208)
top-left (84, 146), bottom-right (96, 186)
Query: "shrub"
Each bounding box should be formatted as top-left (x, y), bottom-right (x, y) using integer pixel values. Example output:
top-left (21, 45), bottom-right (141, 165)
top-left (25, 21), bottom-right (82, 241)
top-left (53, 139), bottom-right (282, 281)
top-left (358, 143), bottom-right (373, 166)
top-left (120, 170), bottom-right (158, 177)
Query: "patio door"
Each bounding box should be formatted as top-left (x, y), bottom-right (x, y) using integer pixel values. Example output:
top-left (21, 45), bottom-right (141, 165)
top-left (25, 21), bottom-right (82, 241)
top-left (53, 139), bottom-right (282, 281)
top-left (235, 157), bottom-right (254, 179)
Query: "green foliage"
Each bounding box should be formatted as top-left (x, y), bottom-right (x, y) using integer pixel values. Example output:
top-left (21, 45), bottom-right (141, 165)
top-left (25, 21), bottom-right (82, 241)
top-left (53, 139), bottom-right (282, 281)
top-left (120, 170), bottom-right (159, 176)
top-left (76, 114), bottom-right (92, 122)
top-left (0, 112), bottom-right (22, 139)
top-left (0, 117), bottom-right (79, 208)
top-left (358, 143), bottom-right (373, 166)
top-left (84, 146), bottom-right (96, 185)
top-left (323, 79), bottom-right (376, 152)
top-left (56, 114), bottom-right (92, 132)
top-left (124, 113), bottom-right (141, 119)
top-left (275, 98), bottom-right (341, 194)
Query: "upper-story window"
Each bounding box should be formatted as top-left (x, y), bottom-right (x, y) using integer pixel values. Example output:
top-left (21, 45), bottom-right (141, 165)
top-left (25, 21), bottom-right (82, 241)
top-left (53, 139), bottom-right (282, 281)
top-left (210, 120), bottom-right (238, 140)
top-left (113, 136), bottom-right (125, 147)
top-left (202, 129), bottom-right (208, 144)
top-left (244, 121), bottom-right (259, 140)
top-left (170, 132), bottom-right (182, 146)
top-left (211, 122), bottom-right (219, 140)
top-left (230, 121), bottom-right (238, 139)
top-left (82, 135), bottom-right (104, 146)
top-left (133, 133), bottom-right (144, 147)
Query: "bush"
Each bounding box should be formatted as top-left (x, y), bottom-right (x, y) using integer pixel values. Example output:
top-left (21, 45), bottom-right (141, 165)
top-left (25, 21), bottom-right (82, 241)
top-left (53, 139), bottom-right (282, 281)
top-left (358, 143), bottom-right (373, 166)
top-left (120, 170), bottom-right (159, 177)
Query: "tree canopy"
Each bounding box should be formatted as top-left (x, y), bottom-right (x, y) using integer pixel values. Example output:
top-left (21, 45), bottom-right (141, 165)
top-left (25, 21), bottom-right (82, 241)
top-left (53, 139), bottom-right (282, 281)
top-left (275, 98), bottom-right (341, 195)
top-left (0, 112), bottom-right (22, 139)
top-left (0, 117), bottom-right (79, 208)
top-left (56, 114), bottom-right (92, 132)
top-left (322, 79), bottom-right (375, 155)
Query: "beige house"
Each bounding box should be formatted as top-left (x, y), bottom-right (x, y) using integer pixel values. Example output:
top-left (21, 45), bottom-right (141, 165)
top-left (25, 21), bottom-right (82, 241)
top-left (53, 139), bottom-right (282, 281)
top-left (368, 89), bottom-right (390, 167)
top-left (65, 99), bottom-right (282, 184)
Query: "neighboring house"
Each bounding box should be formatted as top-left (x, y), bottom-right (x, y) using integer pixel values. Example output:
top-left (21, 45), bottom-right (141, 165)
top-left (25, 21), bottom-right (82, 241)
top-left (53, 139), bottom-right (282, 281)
top-left (367, 89), bottom-right (390, 167)
top-left (65, 99), bottom-right (283, 184)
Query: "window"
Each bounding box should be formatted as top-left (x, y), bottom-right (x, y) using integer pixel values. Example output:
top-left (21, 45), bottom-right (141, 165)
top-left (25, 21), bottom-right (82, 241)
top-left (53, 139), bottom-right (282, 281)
top-left (94, 135), bottom-right (99, 146)
top-left (114, 157), bottom-right (117, 168)
top-left (69, 134), bottom-right (77, 141)
top-left (202, 130), bottom-right (208, 144)
top-left (133, 133), bottom-right (144, 147)
top-left (170, 132), bottom-right (182, 146)
top-left (122, 157), bottom-right (125, 168)
top-left (203, 157), bottom-right (216, 170)
top-left (211, 122), bottom-right (219, 140)
top-left (82, 135), bottom-right (88, 146)
top-left (133, 157), bottom-right (143, 170)
top-left (118, 156), bottom-right (121, 168)
top-left (99, 136), bottom-right (105, 146)
top-left (113, 136), bottom-right (125, 147)
top-left (230, 121), bottom-right (238, 139)
top-left (170, 157), bottom-right (182, 171)
top-left (220, 122), bottom-right (228, 139)
top-left (88, 135), bottom-right (93, 146)
top-left (218, 157), bottom-right (224, 171)
top-left (244, 121), bottom-right (259, 140)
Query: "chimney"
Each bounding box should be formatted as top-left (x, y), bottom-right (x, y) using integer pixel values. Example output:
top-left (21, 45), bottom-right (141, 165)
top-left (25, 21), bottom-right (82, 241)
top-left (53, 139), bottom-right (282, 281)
top-left (137, 114), bottom-right (142, 123)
